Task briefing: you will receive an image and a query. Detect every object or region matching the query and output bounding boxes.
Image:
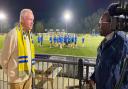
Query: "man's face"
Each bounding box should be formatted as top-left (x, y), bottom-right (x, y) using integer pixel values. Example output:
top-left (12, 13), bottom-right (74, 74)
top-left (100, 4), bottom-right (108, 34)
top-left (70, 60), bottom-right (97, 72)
top-left (99, 14), bottom-right (111, 36)
top-left (22, 12), bottom-right (34, 31)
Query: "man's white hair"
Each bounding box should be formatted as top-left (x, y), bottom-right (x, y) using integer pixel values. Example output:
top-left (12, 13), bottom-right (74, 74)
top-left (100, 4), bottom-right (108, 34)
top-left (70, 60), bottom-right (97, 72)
top-left (20, 9), bottom-right (33, 22)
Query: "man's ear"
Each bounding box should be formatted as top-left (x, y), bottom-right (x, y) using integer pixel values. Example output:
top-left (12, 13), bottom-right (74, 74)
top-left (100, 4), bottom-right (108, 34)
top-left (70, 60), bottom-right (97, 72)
top-left (110, 17), bottom-right (117, 31)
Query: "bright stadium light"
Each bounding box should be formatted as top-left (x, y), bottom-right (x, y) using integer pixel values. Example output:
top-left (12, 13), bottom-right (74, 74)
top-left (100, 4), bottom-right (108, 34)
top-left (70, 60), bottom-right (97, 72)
top-left (64, 11), bottom-right (71, 21)
top-left (63, 10), bottom-right (72, 33)
top-left (0, 11), bottom-right (7, 20)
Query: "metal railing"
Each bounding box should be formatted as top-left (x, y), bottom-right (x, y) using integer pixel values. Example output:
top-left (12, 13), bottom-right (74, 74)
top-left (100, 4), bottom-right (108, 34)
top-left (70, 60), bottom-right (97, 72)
top-left (0, 54), bottom-right (96, 89)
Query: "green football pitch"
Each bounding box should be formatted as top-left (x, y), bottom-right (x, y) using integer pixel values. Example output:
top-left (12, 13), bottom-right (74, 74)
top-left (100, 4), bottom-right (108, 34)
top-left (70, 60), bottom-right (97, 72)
top-left (0, 34), bottom-right (104, 57)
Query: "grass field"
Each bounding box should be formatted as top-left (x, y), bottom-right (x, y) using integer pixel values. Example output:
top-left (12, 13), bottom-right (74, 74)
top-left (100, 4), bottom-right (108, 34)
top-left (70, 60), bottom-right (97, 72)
top-left (0, 34), bottom-right (104, 57)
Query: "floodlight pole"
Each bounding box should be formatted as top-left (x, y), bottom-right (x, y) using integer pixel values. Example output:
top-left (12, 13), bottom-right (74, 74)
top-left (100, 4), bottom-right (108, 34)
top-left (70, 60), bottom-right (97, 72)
top-left (0, 22), bottom-right (2, 33)
top-left (66, 22), bottom-right (67, 34)
top-left (0, 12), bottom-right (7, 33)
top-left (0, 20), bottom-right (2, 33)
top-left (63, 10), bottom-right (72, 34)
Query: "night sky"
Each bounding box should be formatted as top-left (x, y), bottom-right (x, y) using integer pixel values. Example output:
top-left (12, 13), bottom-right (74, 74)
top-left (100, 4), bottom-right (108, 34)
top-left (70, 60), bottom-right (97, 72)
top-left (0, 0), bottom-right (113, 24)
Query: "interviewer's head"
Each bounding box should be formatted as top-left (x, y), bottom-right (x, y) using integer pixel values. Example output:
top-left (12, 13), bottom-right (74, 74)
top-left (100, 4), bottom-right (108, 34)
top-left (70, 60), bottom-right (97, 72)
top-left (20, 9), bottom-right (34, 31)
top-left (99, 11), bottom-right (112, 36)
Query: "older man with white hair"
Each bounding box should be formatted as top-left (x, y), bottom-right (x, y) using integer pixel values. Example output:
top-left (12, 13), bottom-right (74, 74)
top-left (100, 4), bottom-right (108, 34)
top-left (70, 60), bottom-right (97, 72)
top-left (0, 9), bottom-right (35, 89)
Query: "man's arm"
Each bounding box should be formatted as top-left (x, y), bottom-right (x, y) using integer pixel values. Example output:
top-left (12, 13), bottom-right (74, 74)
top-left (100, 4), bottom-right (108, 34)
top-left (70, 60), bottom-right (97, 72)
top-left (0, 30), bottom-right (16, 70)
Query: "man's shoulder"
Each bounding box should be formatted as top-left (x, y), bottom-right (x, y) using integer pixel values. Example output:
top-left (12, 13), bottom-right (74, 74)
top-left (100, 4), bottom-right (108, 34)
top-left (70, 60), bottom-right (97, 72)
top-left (6, 27), bottom-right (17, 39)
top-left (8, 27), bottom-right (16, 35)
top-left (115, 31), bottom-right (127, 40)
top-left (8, 27), bottom-right (16, 34)
top-left (114, 31), bottom-right (128, 48)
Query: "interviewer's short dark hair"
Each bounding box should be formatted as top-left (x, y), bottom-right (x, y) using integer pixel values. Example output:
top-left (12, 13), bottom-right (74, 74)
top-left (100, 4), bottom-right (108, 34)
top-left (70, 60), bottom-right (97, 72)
top-left (102, 11), bottom-right (111, 22)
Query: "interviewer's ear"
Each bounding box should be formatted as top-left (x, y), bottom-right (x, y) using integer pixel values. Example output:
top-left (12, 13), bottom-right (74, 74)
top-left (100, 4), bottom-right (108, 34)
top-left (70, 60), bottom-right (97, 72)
top-left (110, 17), bottom-right (117, 31)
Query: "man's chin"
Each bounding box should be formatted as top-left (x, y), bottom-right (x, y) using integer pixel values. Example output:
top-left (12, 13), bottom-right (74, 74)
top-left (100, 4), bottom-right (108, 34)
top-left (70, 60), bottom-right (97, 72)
top-left (28, 27), bottom-right (33, 30)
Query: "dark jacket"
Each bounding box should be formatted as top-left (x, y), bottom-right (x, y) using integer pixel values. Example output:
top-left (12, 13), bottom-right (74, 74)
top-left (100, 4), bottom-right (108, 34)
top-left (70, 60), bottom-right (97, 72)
top-left (90, 31), bottom-right (128, 89)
